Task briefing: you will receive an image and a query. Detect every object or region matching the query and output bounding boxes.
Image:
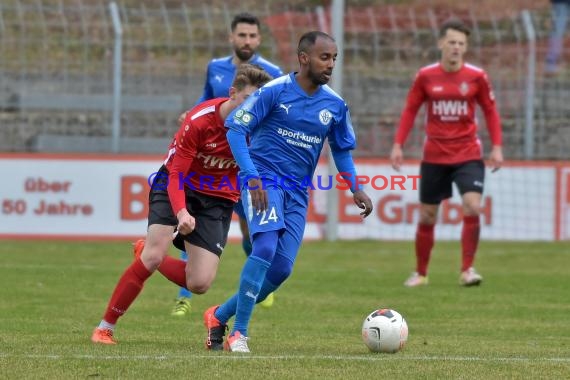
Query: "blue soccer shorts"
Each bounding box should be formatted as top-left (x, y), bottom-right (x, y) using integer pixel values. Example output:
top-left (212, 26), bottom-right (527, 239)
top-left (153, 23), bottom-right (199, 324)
top-left (241, 184), bottom-right (308, 263)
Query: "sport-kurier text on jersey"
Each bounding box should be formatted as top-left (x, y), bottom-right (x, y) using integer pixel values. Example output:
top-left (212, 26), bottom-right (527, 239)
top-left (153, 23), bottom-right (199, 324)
top-left (225, 72), bottom-right (357, 187)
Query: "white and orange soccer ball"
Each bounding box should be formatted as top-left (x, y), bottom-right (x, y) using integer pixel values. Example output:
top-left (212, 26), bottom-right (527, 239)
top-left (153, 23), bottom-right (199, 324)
top-left (361, 308), bottom-right (408, 353)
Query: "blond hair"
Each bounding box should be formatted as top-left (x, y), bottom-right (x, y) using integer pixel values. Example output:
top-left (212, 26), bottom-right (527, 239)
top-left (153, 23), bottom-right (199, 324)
top-left (232, 63), bottom-right (273, 91)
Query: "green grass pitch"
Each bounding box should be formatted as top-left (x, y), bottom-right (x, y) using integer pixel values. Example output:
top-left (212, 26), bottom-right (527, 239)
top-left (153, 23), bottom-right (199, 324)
top-left (1, 239), bottom-right (569, 379)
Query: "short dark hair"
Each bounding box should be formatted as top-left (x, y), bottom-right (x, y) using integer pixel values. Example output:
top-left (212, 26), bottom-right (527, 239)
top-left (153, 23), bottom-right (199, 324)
top-left (439, 17), bottom-right (471, 38)
top-left (231, 63), bottom-right (273, 90)
top-left (297, 31), bottom-right (335, 55)
top-left (231, 12), bottom-right (260, 32)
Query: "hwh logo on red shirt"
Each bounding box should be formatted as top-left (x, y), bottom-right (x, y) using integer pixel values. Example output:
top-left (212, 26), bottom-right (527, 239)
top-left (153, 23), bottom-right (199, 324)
top-left (432, 100), bottom-right (468, 117)
top-left (196, 152), bottom-right (237, 169)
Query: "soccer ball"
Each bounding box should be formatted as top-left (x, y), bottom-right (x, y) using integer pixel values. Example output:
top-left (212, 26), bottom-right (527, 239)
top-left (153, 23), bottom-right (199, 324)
top-left (361, 308), bottom-right (408, 353)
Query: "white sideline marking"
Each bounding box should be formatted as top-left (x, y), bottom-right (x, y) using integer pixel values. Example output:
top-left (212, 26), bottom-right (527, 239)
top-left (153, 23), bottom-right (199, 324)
top-left (1, 353), bottom-right (569, 363)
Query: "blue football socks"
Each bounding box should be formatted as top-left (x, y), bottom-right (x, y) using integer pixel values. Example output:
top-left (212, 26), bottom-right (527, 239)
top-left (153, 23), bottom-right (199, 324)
top-left (215, 276), bottom-right (279, 324)
top-left (231, 255), bottom-right (271, 337)
top-left (219, 230), bottom-right (278, 337)
top-left (177, 250), bottom-right (192, 298)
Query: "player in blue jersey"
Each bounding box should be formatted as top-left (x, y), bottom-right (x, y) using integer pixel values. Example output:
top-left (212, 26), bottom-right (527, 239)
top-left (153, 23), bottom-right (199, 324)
top-left (196, 13), bottom-right (282, 103)
top-left (171, 12), bottom-right (283, 316)
top-left (203, 31), bottom-right (373, 352)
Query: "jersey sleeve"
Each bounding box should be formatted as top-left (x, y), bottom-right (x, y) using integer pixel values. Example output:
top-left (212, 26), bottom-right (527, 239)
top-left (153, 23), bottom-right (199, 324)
top-left (225, 86), bottom-right (276, 177)
top-left (270, 66), bottom-right (284, 79)
top-left (331, 149), bottom-right (361, 193)
top-left (476, 72), bottom-right (502, 146)
top-left (254, 56), bottom-right (283, 80)
top-left (328, 102), bottom-right (357, 152)
top-left (395, 71), bottom-right (426, 145)
top-left (196, 63), bottom-right (213, 104)
top-left (167, 116), bottom-right (201, 216)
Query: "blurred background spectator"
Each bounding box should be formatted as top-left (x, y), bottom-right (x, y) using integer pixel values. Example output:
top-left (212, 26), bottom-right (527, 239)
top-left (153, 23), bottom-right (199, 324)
top-left (545, 0), bottom-right (570, 74)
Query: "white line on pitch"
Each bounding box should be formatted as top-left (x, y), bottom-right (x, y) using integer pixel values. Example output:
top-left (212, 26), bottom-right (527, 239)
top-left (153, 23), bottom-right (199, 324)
top-left (1, 353), bottom-right (569, 363)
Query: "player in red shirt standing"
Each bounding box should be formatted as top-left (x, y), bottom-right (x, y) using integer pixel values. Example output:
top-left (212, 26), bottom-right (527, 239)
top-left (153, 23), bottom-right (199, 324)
top-left (390, 18), bottom-right (503, 287)
top-left (91, 64), bottom-right (272, 344)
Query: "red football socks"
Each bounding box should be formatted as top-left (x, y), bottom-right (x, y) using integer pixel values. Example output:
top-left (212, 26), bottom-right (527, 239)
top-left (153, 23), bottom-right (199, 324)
top-left (461, 215), bottom-right (480, 271)
top-left (103, 258), bottom-right (151, 324)
top-left (415, 223), bottom-right (435, 276)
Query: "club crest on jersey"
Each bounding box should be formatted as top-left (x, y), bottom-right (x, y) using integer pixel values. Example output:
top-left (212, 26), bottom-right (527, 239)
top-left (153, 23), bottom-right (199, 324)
top-left (319, 109), bottom-right (333, 126)
top-left (459, 82), bottom-right (469, 96)
top-left (235, 109), bottom-right (253, 125)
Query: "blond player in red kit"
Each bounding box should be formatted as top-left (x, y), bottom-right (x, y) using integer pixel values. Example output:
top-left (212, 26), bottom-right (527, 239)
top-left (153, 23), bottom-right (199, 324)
top-left (390, 18), bottom-right (503, 287)
top-left (91, 64), bottom-right (272, 344)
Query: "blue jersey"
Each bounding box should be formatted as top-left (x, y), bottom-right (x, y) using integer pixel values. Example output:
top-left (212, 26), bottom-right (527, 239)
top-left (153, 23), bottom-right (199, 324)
top-left (197, 54), bottom-right (283, 103)
top-left (226, 72), bottom-right (357, 187)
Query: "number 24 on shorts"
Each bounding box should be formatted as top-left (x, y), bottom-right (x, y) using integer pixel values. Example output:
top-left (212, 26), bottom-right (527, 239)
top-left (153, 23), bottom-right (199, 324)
top-left (258, 207), bottom-right (278, 225)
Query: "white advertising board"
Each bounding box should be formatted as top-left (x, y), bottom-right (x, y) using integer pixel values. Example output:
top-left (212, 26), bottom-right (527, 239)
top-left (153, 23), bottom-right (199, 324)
top-left (0, 155), bottom-right (563, 241)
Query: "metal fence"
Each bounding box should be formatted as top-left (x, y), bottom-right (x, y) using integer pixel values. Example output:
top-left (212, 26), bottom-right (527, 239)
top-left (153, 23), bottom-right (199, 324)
top-left (0, 0), bottom-right (568, 159)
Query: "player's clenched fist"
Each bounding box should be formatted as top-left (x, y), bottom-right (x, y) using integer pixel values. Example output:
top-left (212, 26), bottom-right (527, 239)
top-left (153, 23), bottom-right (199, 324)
top-left (176, 208), bottom-right (196, 235)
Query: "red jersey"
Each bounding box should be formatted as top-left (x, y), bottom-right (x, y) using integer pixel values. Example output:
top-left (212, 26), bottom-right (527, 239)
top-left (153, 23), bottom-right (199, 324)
top-left (395, 62), bottom-right (502, 164)
top-left (163, 98), bottom-right (239, 215)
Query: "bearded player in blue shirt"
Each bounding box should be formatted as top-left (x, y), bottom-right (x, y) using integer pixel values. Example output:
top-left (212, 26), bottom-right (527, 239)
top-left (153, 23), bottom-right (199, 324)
top-left (170, 13), bottom-right (283, 316)
top-left (203, 31), bottom-right (373, 353)
top-left (196, 13), bottom-right (282, 103)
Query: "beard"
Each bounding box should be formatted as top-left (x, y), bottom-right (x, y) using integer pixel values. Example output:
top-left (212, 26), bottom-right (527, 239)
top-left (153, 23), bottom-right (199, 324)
top-left (308, 69), bottom-right (331, 86)
top-left (307, 60), bottom-right (332, 86)
top-left (234, 47), bottom-right (254, 62)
